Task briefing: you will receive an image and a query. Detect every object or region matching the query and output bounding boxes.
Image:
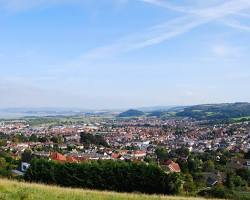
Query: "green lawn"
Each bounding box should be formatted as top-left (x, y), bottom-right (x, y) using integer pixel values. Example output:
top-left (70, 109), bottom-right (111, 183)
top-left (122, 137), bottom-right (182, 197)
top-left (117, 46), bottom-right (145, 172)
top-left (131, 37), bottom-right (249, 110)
top-left (0, 179), bottom-right (221, 200)
top-left (205, 112), bottom-right (215, 116)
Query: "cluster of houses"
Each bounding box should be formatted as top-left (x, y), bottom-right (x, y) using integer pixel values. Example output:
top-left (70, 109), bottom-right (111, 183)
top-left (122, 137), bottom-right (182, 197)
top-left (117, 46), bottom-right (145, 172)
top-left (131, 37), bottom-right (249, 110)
top-left (12, 149), bottom-right (181, 176)
top-left (1, 118), bottom-right (250, 179)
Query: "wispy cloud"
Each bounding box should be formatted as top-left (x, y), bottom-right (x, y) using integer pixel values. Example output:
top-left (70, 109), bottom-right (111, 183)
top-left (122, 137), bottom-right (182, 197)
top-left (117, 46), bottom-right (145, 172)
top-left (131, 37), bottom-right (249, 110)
top-left (75, 16), bottom-right (203, 63)
top-left (3, 0), bottom-right (250, 68)
top-left (221, 19), bottom-right (250, 32)
top-left (140, 0), bottom-right (250, 31)
top-left (70, 0), bottom-right (250, 66)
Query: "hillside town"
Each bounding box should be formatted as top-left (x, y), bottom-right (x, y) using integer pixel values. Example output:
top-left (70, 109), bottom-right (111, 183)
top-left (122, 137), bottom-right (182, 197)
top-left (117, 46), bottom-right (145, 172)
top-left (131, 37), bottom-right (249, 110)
top-left (0, 117), bottom-right (250, 167)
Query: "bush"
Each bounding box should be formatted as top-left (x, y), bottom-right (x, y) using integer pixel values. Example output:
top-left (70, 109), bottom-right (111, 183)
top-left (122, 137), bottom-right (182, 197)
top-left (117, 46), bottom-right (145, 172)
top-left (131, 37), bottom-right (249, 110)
top-left (198, 185), bottom-right (233, 199)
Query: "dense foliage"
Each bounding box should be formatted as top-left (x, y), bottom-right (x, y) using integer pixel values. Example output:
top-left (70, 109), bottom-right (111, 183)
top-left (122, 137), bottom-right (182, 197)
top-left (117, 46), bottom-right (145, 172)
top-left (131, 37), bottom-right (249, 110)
top-left (0, 151), bottom-right (18, 177)
top-left (80, 132), bottom-right (109, 147)
top-left (155, 147), bottom-right (250, 199)
top-left (24, 159), bottom-right (182, 195)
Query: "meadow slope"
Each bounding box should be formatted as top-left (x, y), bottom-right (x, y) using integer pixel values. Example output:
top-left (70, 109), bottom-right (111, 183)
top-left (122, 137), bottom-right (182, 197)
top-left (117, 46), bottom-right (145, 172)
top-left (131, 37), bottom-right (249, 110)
top-left (0, 179), bottom-right (220, 200)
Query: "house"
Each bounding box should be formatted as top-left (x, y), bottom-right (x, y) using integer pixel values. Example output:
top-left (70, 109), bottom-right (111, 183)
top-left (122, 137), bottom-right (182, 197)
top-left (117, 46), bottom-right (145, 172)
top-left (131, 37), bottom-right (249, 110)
top-left (207, 177), bottom-right (218, 186)
top-left (111, 153), bottom-right (121, 159)
top-left (66, 156), bottom-right (78, 163)
top-left (50, 152), bottom-right (78, 163)
top-left (21, 162), bottom-right (30, 172)
top-left (133, 150), bottom-right (146, 158)
top-left (202, 171), bottom-right (226, 187)
top-left (50, 152), bottom-right (67, 162)
top-left (11, 162), bottom-right (30, 177)
top-left (162, 160), bottom-right (181, 173)
top-left (33, 151), bottom-right (50, 158)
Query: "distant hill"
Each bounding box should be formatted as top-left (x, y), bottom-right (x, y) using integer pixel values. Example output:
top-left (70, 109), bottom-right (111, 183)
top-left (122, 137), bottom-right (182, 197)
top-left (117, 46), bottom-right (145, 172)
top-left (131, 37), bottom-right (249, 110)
top-left (0, 178), bottom-right (212, 200)
top-left (147, 106), bottom-right (187, 118)
top-left (175, 102), bottom-right (250, 121)
top-left (118, 109), bottom-right (145, 117)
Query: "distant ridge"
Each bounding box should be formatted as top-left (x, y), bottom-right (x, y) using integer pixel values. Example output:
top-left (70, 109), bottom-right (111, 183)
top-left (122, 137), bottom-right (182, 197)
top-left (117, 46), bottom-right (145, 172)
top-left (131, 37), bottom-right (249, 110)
top-left (176, 102), bottom-right (250, 121)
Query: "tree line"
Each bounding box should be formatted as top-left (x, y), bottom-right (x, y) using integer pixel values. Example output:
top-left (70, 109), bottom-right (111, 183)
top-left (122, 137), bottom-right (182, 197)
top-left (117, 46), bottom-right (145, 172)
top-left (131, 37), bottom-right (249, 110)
top-left (24, 159), bottom-right (182, 195)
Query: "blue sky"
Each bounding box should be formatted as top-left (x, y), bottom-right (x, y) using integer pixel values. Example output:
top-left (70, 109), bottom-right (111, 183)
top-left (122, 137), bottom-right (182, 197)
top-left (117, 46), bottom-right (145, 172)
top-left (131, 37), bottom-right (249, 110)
top-left (1, 0), bottom-right (250, 109)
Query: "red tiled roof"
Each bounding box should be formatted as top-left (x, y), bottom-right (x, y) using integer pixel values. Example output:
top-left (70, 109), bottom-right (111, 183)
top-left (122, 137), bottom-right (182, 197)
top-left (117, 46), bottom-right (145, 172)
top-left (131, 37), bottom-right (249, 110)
top-left (164, 160), bottom-right (181, 173)
top-left (50, 152), bottom-right (66, 162)
top-left (134, 150), bottom-right (146, 155)
top-left (66, 156), bottom-right (78, 163)
top-left (111, 153), bottom-right (120, 159)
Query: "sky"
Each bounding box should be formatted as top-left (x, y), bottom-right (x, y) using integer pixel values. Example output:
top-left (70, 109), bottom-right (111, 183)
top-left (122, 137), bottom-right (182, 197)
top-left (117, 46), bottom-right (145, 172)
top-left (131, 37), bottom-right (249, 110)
top-left (1, 0), bottom-right (250, 109)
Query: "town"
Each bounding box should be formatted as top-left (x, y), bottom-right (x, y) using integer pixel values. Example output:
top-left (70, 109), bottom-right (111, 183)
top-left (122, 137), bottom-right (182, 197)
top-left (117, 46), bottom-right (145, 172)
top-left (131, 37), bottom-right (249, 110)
top-left (0, 115), bottom-right (249, 167)
top-left (1, 107), bottom-right (250, 199)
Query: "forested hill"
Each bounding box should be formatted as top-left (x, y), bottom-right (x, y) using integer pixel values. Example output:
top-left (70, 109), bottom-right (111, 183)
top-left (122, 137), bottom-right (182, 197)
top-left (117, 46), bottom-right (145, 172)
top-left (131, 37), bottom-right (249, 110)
top-left (118, 109), bottom-right (145, 117)
top-left (175, 102), bottom-right (250, 121)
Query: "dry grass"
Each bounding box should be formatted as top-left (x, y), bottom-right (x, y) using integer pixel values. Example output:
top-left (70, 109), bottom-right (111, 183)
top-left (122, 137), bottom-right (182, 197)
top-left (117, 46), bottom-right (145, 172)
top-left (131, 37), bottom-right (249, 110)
top-left (0, 179), bottom-right (220, 200)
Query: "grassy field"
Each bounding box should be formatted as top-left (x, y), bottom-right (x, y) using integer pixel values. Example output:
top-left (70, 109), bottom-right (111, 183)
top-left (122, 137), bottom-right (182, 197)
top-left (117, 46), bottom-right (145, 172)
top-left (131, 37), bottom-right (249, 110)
top-left (0, 179), bottom-right (221, 200)
top-left (232, 116), bottom-right (250, 121)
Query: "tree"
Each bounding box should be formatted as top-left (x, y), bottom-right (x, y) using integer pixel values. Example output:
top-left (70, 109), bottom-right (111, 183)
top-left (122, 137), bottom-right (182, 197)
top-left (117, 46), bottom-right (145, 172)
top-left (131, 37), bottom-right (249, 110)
top-left (202, 160), bottom-right (215, 172)
top-left (0, 157), bottom-right (7, 168)
top-left (155, 147), bottom-right (169, 162)
top-left (21, 149), bottom-right (33, 163)
top-left (165, 173), bottom-right (183, 194)
top-left (25, 159), bottom-right (182, 195)
top-left (80, 133), bottom-right (108, 147)
top-left (0, 152), bottom-right (17, 177)
top-left (245, 150), bottom-right (250, 159)
top-left (0, 132), bottom-right (8, 140)
top-left (183, 173), bottom-right (195, 194)
top-left (175, 147), bottom-right (190, 157)
top-left (210, 185), bottom-right (231, 199)
top-left (192, 173), bottom-right (206, 188)
top-left (29, 134), bottom-right (38, 142)
top-left (225, 171), bottom-right (247, 189)
top-left (39, 137), bottom-right (49, 143)
top-left (0, 139), bottom-right (7, 147)
top-left (188, 158), bottom-right (202, 173)
top-left (176, 158), bottom-right (188, 173)
top-left (236, 168), bottom-right (250, 186)
top-left (51, 136), bottom-right (63, 144)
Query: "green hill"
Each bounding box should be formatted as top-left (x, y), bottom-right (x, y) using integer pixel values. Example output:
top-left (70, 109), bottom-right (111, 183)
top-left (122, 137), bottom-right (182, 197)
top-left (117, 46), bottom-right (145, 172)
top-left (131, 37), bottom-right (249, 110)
top-left (0, 178), bottom-right (219, 200)
top-left (175, 102), bottom-right (250, 121)
top-left (118, 109), bottom-right (145, 118)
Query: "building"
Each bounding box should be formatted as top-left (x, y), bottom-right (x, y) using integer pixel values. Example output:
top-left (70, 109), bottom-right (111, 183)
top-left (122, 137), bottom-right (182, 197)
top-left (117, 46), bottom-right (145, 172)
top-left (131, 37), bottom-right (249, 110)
top-left (162, 160), bottom-right (181, 173)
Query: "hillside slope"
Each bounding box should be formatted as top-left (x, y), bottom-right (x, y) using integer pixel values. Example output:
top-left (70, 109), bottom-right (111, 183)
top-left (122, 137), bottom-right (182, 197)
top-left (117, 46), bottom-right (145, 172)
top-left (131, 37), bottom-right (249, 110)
top-left (175, 102), bottom-right (250, 121)
top-left (0, 179), bottom-right (218, 200)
